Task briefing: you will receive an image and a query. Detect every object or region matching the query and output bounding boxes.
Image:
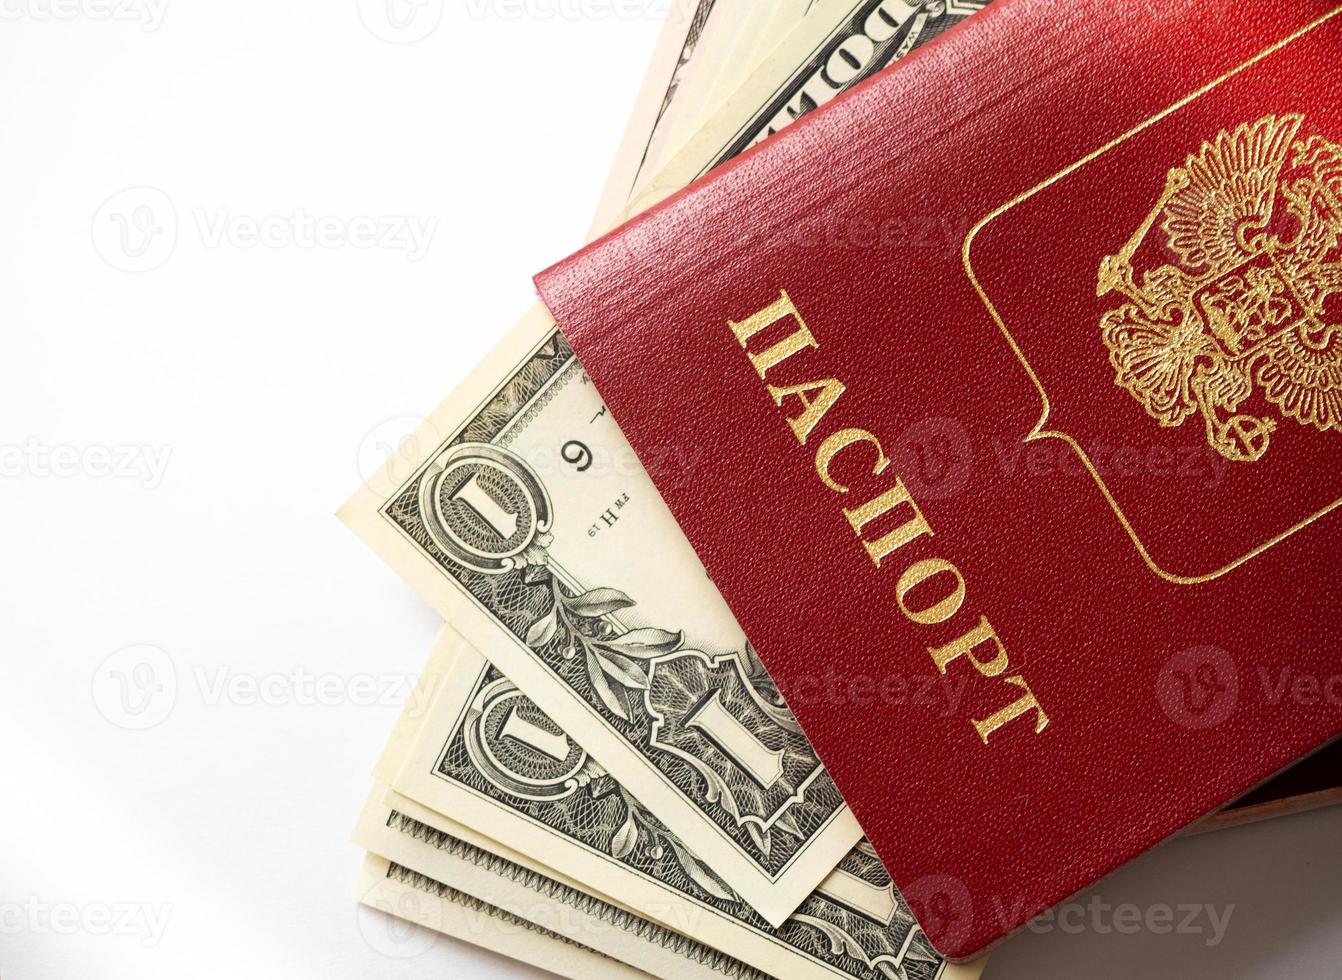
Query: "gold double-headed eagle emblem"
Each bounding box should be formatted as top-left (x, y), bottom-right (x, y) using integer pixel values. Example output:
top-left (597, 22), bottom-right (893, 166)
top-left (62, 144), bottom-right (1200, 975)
top-left (1098, 114), bottom-right (1342, 462)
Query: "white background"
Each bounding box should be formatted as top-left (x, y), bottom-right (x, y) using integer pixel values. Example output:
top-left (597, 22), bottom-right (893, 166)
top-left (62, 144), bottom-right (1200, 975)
top-left (0, 2), bottom-right (1338, 978)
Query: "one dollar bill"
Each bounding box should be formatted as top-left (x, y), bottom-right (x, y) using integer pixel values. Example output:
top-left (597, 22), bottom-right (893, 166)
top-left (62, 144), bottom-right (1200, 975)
top-left (640, 0), bottom-right (991, 198)
top-left (373, 629), bottom-right (982, 980)
top-left (589, 0), bottom-right (722, 235)
top-left (342, 301), bottom-right (862, 923)
top-left (342, 0), bottom-right (992, 929)
top-left (357, 788), bottom-right (757, 979)
top-left (356, 852), bottom-right (650, 979)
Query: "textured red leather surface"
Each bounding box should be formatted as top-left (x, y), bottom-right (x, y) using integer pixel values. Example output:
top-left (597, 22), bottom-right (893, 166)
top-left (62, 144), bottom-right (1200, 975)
top-left (537, 0), bottom-right (1342, 959)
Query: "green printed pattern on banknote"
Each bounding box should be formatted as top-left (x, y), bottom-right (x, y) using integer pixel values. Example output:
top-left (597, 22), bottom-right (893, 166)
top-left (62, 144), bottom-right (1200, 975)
top-left (376, 328), bottom-right (848, 882)
top-left (416, 659), bottom-right (947, 980)
top-left (385, 810), bottom-right (767, 980)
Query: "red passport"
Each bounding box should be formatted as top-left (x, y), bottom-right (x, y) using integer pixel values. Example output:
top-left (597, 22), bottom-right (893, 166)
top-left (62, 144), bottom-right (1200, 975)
top-left (537, 0), bottom-right (1342, 960)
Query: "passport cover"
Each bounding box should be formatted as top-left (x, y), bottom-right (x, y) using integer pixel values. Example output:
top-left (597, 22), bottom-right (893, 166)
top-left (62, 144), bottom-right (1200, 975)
top-left (536, 0), bottom-right (1342, 959)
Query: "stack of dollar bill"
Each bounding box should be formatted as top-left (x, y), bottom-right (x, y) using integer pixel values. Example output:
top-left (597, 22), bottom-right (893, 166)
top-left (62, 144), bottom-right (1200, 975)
top-left (341, 2), bottom-right (991, 977)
